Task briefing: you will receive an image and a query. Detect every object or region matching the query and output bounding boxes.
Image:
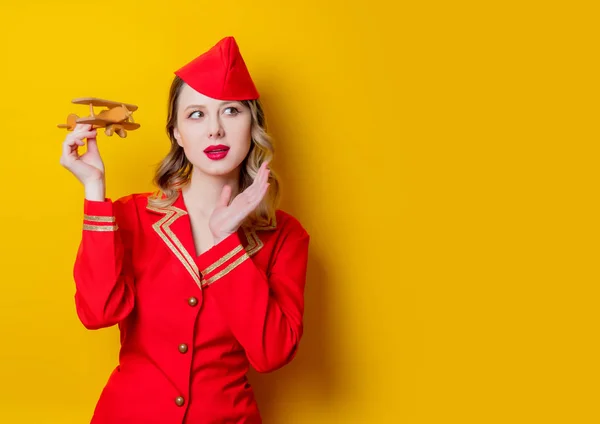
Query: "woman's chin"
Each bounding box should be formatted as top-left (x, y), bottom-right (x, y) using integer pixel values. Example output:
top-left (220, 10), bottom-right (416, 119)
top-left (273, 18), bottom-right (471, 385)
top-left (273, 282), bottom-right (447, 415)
top-left (191, 160), bottom-right (242, 178)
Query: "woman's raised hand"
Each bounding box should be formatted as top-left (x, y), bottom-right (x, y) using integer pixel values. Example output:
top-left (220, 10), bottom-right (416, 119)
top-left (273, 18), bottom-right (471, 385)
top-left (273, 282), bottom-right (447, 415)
top-left (209, 161), bottom-right (271, 244)
top-left (60, 124), bottom-right (106, 200)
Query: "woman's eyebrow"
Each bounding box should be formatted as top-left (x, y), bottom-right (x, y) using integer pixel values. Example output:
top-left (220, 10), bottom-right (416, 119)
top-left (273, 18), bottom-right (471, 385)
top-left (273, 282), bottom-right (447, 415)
top-left (184, 104), bottom-right (205, 111)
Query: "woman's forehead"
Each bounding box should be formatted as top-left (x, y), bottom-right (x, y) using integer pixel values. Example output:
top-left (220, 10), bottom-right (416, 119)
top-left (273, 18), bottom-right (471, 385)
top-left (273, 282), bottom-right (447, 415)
top-left (179, 84), bottom-right (215, 104)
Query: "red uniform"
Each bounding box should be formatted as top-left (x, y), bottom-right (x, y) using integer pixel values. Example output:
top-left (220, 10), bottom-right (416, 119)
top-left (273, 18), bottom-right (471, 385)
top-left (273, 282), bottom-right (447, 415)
top-left (73, 191), bottom-right (310, 423)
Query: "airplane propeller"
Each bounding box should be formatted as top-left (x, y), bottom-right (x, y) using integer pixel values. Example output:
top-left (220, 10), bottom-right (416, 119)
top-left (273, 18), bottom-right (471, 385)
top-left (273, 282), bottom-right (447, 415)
top-left (121, 104), bottom-right (135, 123)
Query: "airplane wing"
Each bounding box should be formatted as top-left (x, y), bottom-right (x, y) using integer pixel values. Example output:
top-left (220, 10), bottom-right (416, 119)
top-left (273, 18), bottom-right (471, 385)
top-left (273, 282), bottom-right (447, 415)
top-left (119, 122), bottom-right (141, 130)
top-left (76, 117), bottom-right (112, 125)
top-left (71, 97), bottom-right (138, 111)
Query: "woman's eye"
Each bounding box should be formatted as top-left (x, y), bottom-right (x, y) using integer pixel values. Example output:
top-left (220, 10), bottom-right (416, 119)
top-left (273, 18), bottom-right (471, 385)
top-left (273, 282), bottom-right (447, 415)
top-left (224, 107), bottom-right (240, 115)
top-left (188, 110), bottom-right (203, 119)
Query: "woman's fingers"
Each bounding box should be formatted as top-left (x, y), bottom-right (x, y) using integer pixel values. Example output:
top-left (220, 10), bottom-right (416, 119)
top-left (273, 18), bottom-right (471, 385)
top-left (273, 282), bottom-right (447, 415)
top-left (73, 123), bottom-right (92, 132)
top-left (65, 125), bottom-right (94, 143)
top-left (62, 131), bottom-right (95, 155)
top-left (61, 128), bottom-right (97, 169)
top-left (63, 136), bottom-right (83, 158)
top-left (218, 185), bottom-right (233, 208)
top-left (85, 135), bottom-right (99, 155)
top-left (248, 168), bottom-right (271, 205)
top-left (224, 161), bottom-right (271, 224)
top-left (258, 162), bottom-right (270, 187)
top-left (259, 161), bottom-right (269, 182)
top-left (252, 162), bottom-right (271, 199)
top-left (256, 163), bottom-right (270, 198)
top-left (211, 162), bottom-right (272, 238)
top-left (246, 161), bottom-right (270, 196)
top-left (241, 184), bottom-right (269, 217)
top-left (66, 129), bottom-right (96, 145)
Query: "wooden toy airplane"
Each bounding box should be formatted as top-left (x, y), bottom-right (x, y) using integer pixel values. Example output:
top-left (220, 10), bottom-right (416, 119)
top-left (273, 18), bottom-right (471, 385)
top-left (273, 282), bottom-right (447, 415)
top-left (58, 97), bottom-right (140, 138)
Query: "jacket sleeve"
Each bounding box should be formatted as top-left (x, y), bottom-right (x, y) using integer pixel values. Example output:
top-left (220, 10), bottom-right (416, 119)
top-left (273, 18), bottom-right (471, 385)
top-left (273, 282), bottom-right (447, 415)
top-left (197, 219), bottom-right (310, 373)
top-left (73, 197), bottom-right (137, 330)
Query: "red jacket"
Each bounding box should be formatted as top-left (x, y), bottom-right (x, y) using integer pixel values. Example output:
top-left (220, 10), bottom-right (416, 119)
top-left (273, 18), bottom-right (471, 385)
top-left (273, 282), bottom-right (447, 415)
top-left (73, 191), bottom-right (310, 423)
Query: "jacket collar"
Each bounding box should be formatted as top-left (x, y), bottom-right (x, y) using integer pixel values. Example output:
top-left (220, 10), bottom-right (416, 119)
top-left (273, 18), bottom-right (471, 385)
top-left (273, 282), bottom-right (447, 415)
top-left (145, 191), bottom-right (274, 291)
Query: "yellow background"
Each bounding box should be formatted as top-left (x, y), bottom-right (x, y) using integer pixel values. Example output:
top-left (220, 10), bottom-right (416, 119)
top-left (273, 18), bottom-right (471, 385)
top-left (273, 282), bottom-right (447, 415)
top-left (0, 1), bottom-right (598, 422)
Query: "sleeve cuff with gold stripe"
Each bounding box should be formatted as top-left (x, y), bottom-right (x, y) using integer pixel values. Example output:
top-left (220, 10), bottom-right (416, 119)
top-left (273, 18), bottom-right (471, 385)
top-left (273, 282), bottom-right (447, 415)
top-left (83, 198), bottom-right (118, 232)
top-left (198, 232), bottom-right (250, 287)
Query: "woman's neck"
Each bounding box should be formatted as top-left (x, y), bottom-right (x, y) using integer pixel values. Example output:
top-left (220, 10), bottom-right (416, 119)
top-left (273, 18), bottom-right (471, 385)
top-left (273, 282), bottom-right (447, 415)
top-left (182, 167), bottom-right (240, 219)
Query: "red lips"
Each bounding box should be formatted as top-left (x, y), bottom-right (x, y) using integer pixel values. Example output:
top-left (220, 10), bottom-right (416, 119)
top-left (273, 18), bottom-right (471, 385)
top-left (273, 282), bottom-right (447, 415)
top-left (204, 144), bottom-right (230, 161)
top-left (204, 144), bottom-right (230, 153)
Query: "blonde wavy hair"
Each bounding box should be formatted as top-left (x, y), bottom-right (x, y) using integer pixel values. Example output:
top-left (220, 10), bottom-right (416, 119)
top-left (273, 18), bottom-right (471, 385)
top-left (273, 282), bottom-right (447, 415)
top-left (148, 76), bottom-right (280, 228)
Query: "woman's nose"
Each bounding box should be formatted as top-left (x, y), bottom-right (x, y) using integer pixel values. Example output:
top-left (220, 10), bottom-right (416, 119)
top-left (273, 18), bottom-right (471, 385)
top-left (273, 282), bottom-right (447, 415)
top-left (208, 118), bottom-right (223, 139)
top-left (208, 129), bottom-right (223, 138)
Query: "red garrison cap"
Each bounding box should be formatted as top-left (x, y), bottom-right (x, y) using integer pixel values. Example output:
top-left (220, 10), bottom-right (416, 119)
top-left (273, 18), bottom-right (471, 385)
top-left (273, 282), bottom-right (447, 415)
top-left (174, 36), bottom-right (259, 100)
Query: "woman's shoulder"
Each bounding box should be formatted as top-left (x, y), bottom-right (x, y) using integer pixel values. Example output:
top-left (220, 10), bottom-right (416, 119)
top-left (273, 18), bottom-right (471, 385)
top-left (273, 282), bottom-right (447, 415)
top-left (274, 209), bottom-right (310, 238)
top-left (113, 192), bottom-right (153, 207)
top-left (110, 192), bottom-right (154, 219)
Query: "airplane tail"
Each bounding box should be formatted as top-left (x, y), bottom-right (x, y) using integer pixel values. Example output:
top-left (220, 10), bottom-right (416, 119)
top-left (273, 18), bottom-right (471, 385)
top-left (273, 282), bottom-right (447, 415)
top-left (57, 113), bottom-right (79, 130)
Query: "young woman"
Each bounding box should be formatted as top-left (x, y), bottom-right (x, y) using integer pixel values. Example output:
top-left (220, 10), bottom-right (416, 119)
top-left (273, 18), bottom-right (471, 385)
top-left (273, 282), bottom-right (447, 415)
top-left (60, 36), bottom-right (310, 424)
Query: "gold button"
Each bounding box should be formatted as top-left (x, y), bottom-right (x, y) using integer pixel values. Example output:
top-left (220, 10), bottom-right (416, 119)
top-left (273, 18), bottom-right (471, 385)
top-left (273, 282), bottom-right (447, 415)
top-left (175, 396), bottom-right (185, 406)
top-left (178, 343), bottom-right (188, 354)
top-left (187, 297), bottom-right (198, 307)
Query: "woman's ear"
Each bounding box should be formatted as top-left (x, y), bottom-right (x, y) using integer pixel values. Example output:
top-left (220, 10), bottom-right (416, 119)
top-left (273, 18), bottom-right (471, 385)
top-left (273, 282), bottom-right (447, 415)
top-left (173, 127), bottom-right (182, 147)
